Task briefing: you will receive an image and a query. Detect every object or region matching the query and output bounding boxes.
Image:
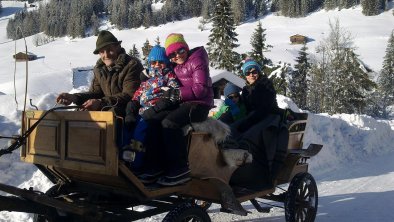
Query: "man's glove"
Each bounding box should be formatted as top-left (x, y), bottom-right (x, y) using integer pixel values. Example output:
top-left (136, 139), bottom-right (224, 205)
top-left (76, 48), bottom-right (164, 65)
top-left (225, 98), bottom-right (240, 116)
top-left (162, 87), bottom-right (180, 102)
top-left (125, 101), bottom-right (140, 130)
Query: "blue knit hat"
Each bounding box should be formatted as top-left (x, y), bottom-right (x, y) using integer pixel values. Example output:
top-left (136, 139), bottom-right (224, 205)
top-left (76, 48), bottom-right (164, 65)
top-left (241, 59), bottom-right (262, 76)
top-left (224, 82), bottom-right (240, 98)
top-left (148, 44), bottom-right (170, 65)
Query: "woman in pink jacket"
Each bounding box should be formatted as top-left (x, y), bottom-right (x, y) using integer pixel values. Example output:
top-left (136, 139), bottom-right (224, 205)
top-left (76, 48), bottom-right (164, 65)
top-left (138, 33), bottom-right (214, 186)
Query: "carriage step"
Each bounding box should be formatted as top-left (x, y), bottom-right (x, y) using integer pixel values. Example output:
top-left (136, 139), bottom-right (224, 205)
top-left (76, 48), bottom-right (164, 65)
top-left (250, 199), bottom-right (271, 213)
top-left (289, 143), bottom-right (323, 157)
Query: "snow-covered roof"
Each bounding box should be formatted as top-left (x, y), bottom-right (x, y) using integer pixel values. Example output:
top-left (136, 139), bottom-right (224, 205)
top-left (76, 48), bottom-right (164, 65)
top-left (210, 69), bottom-right (245, 88)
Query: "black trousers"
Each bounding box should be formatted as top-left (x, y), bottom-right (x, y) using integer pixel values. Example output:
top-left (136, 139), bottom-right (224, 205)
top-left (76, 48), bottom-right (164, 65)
top-left (144, 102), bottom-right (210, 172)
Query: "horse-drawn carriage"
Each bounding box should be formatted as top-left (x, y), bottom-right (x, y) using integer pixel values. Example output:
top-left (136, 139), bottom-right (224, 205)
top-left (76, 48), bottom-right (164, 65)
top-left (0, 107), bottom-right (322, 222)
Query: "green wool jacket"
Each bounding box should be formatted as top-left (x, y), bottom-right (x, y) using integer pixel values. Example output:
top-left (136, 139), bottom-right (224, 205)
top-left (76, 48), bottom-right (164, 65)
top-left (74, 49), bottom-right (143, 115)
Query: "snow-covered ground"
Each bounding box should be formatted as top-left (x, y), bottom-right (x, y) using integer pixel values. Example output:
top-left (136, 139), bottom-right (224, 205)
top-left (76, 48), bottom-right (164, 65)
top-left (0, 1), bottom-right (394, 221)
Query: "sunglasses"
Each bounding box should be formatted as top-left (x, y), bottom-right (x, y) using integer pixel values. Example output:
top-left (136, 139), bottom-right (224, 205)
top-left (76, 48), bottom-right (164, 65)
top-left (150, 61), bottom-right (165, 66)
top-left (246, 69), bottom-right (259, 76)
top-left (227, 94), bottom-right (239, 99)
top-left (168, 48), bottom-right (187, 59)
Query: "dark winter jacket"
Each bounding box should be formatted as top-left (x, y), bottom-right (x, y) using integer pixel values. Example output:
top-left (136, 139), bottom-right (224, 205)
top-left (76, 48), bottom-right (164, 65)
top-left (74, 49), bottom-right (143, 116)
top-left (173, 47), bottom-right (214, 107)
top-left (234, 75), bottom-right (279, 132)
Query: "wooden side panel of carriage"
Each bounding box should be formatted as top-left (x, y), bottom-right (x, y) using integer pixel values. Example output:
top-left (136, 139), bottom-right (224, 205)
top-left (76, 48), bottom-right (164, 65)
top-left (21, 110), bottom-right (309, 202)
top-left (22, 111), bottom-right (118, 176)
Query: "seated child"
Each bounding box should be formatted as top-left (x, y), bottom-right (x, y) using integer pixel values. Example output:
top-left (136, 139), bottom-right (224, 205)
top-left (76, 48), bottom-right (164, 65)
top-left (213, 82), bottom-right (247, 124)
top-left (121, 44), bottom-right (180, 170)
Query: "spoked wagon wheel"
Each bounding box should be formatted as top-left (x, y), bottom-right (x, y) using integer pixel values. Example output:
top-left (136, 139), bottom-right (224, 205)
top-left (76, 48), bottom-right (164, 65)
top-left (285, 172), bottom-right (318, 222)
top-left (163, 202), bottom-right (211, 222)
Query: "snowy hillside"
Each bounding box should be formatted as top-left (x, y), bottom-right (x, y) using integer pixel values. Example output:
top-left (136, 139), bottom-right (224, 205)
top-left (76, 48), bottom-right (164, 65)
top-left (1, 1), bottom-right (394, 221)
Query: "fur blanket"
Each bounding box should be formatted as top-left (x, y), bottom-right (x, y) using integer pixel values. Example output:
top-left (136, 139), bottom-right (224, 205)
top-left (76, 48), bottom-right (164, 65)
top-left (183, 117), bottom-right (231, 143)
top-left (183, 118), bottom-right (252, 167)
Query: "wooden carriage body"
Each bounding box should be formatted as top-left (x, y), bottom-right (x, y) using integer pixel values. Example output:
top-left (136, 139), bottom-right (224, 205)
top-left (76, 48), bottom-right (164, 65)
top-left (14, 110), bottom-right (321, 220)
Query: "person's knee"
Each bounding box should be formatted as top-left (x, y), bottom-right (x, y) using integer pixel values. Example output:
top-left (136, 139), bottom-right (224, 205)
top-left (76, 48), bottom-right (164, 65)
top-left (161, 118), bottom-right (180, 129)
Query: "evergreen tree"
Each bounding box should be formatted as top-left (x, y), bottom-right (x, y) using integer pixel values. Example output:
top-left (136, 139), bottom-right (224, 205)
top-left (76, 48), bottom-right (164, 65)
top-left (270, 63), bottom-right (290, 95)
top-left (324, 0), bottom-right (339, 10)
top-left (280, 0), bottom-right (320, 17)
top-left (141, 39), bottom-right (153, 64)
top-left (290, 43), bottom-right (310, 109)
top-left (253, 0), bottom-right (267, 19)
top-left (339, 0), bottom-right (359, 9)
top-left (271, 0), bottom-right (280, 12)
top-left (207, 0), bottom-right (240, 71)
top-left (337, 49), bottom-right (376, 113)
top-left (0, 1), bottom-right (2, 13)
top-left (361, 0), bottom-right (380, 16)
top-left (231, 0), bottom-right (245, 25)
top-left (311, 19), bottom-right (375, 114)
top-left (186, 0), bottom-right (202, 17)
top-left (378, 31), bottom-right (394, 118)
top-left (307, 63), bottom-right (325, 113)
top-left (90, 12), bottom-right (100, 36)
top-left (249, 21), bottom-right (272, 66)
top-left (129, 44), bottom-right (141, 60)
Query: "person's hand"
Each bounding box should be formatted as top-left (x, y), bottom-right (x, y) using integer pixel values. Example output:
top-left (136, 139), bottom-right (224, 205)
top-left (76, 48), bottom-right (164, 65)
top-left (161, 87), bottom-right (180, 102)
top-left (82, 99), bottom-right (102, 111)
top-left (56, 93), bottom-right (77, 105)
top-left (154, 98), bottom-right (176, 112)
top-left (141, 107), bottom-right (156, 120)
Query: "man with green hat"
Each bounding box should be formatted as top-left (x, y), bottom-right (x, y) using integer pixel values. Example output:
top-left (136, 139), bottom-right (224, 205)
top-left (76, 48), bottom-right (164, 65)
top-left (57, 30), bottom-right (143, 116)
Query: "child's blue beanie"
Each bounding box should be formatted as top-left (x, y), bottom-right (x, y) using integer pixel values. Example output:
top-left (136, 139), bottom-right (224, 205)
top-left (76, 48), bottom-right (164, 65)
top-left (148, 45), bottom-right (170, 65)
top-left (224, 82), bottom-right (240, 97)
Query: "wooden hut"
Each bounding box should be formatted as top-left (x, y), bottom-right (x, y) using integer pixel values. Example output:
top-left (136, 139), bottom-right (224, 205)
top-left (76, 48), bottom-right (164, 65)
top-left (211, 71), bottom-right (245, 99)
top-left (290, 34), bottom-right (307, 44)
top-left (13, 52), bottom-right (37, 61)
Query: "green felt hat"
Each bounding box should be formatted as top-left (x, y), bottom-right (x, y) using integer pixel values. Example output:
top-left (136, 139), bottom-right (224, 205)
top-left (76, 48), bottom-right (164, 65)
top-left (93, 30), bottom-right (122, 54)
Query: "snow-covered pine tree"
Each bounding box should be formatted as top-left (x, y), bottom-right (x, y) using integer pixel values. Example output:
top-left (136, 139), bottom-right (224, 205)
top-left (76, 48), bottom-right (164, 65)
top-left (337, 48), bottom-right (376, 113)
top-left (231, 0), bottom-right (245, 25)
top-left (207, 0), bottom-right (240, 72)
top-left (361, 0), bottom-right (380, 16)
top-left (0, 1), bottom-right (2, 12)
top-left (90, 12), bottom-right (100, 36)
top-left (290, 43), bottom-right (310, 109)
top-left (271, 0), bottom-right (280, 12)
top-left (255, 0), bottom-right (268, 18)
top-left (141, 39), bottom-right (152, 64)
top-left (307, 63), bottom-right (325, 113)
top-left (186, 0), bottom-right (203, 17)
top-left (280, 0), bottom-right (319, 17)
top-left (129, 44), bottom-right (141, 60)
top-left (339, 0), bottom-right (359, 9)
top-left (313, 19), bottom-right (375, 114)
top-left (324, 0), bottom-right (338, 10)
top-left (378, 31), bottom-right (394, 118)
top-left (249, 21), bottom-right (272, 66)
top-left (129, 1), bottom-right (143, 28)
